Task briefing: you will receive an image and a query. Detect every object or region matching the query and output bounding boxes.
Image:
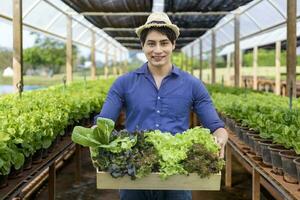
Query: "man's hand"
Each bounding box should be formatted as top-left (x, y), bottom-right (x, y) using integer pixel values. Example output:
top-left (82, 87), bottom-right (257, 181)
top-left (213, 128), bottom-right (228, 159)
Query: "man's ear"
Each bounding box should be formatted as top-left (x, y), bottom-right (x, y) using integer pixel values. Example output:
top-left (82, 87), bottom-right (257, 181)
top-left (141, 42), bottom-right (145, 50)
top-left (172, 41), bottom-right (176, 50)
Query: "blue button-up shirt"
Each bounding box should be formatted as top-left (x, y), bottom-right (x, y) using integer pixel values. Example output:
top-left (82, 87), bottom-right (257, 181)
top-left (95, 63), bottom-right (224, 134)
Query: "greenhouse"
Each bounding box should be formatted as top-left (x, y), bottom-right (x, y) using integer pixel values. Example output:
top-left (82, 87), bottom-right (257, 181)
top-left (1, 0), bottom-right (300, 200)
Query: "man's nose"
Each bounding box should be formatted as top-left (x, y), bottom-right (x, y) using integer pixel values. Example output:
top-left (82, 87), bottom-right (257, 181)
top-left (153, 45), bottom-right (163, 53)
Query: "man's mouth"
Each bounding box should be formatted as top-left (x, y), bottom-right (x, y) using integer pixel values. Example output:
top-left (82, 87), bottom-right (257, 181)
top-left (152, 56), bottom-right (165, 61)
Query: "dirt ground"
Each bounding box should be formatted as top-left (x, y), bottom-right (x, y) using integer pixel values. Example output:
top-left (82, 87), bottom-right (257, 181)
top-left (33, 147), bottom-right (274, 200)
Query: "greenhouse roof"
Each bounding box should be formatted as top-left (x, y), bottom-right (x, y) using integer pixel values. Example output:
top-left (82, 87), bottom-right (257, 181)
top-left (0, 0), bottom-right (129, 60)
top-left (182, 0), bottom-right (300, 57)
top-left (61, 0), bottom-right (253, 50)
top-left (2, 0), bottom-right (296, 58)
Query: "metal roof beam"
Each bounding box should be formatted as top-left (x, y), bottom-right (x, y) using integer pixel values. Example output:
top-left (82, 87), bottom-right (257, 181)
top-left (45, 12), bottom-right (64, 30)
top-left (103, 28), bottom-right (209, 31)
top-left (114, 37), bottom-right (198, 40)
top-left (267, 0), bottom-right (286, 19)
top-left (23, 0), bottom-right (42, 19)
top-left (68, 11), bottom-right (230, 16)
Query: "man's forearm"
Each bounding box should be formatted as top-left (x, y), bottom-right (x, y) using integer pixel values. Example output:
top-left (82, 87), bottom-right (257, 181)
top-left (212, 127), bottom-right (228, 158)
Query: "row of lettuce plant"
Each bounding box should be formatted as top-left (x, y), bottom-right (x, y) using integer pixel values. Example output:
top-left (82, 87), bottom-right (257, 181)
top-left (0, 79), bottom-right (114, 176)
top-left (207, 84), bottom-right (300, 154)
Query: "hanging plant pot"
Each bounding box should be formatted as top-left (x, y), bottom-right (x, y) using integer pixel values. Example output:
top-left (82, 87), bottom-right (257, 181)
top-left (23, 155), bottom-right (33, 170)
top-left (293, 157), bottom-right (300, 187)
top-left (0, 174), bottom-right (8, 188)
top-left (247, 131), bottom-right (260, 152)
top-left (268, 145), bottom-right (287, 175)
top-left (252, 136), bottom-right (272, 157)
top-left (258, 140), bottom-right (274, 167)
top-left (279, 150), bottom-right (300, 184)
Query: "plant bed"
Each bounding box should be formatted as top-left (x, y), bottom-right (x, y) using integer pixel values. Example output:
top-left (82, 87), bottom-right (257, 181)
top-left (279, 150), bottom-right (300, 184)
top-left (96, 171), bottom-right (221, 190)
top-left (268, 145), bottom-right (287, 175)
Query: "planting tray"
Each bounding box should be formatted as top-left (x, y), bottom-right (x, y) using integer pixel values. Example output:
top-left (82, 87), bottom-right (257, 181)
top-left (96, 170), bottom-right (221, 190)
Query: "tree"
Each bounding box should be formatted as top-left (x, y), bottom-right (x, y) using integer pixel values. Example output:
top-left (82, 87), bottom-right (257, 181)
top-left (23, 33), bottom-right (78, 74)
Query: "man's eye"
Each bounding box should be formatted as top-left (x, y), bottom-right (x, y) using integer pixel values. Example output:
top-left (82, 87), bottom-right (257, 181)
top-left (161, 42), bottom-right (168, 46)
top-left (148, 43), bottom-right (155, 46)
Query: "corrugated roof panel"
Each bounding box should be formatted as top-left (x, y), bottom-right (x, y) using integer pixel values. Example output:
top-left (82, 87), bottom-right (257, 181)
top-left (246, 0), bottom-right (285, 30)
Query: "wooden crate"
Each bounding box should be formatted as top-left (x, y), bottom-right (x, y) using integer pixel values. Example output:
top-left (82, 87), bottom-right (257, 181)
top-left (96, 170), bottom-right (221, 190)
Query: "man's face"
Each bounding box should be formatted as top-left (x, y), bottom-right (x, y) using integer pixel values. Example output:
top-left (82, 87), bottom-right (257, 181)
top-left (142, 30), bottom-right (175, 68)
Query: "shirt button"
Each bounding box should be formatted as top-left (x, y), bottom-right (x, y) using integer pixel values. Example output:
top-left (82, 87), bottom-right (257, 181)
top-left (156, 110), bottom-right (160, 113)
top-left (155, 124), bottom-right (159, 127)
top-left (157, 96), bottom-right (161, 100)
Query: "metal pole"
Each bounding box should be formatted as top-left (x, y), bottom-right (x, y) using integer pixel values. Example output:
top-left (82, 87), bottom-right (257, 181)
top-left (211, 30), bottom-right (216, 84)
top-left (66, 15), bottom-right (73, 84)
top-left (199, 39), bottom-right (203, 80)
top-left (287, 0), bottom-right (297, 98)
top-left (91, 31), bottom-right (96, 80)
top-left (13, 0), bottom-right (23, 93)
top-left (275, 41), bottom-right (281, 95)
top-left (253, 46), bottom-right (258, 90)
top-left (234, 13), bottom-right (240, 87)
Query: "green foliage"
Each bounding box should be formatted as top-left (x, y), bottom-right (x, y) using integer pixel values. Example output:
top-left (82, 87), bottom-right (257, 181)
top-left (0, 47), bottom-right (12, 72)
top-left (243, 49), bottom-right (300, 67)
top-left (208, 84), bottom-right (300, 154)
top-left (73, 120), bottom-right (224, 180)
top-left (23, 33), bottom-right (78, 74)
top-left (0, 79), bottom-right (113, 175)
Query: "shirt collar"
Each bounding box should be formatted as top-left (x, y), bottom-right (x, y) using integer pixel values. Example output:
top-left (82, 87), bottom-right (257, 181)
top-left (134, 62), bottom-right (180, 76)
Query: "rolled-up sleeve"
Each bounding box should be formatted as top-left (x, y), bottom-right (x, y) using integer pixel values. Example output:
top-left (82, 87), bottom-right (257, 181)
top-left (94, 77), bottom-right (125, 124)
top-left (192, 80), bottom-right (224, 133)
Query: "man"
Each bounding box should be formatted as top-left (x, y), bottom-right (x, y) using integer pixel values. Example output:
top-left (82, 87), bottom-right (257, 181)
top-left (95, 12), bottom-right (228, 200)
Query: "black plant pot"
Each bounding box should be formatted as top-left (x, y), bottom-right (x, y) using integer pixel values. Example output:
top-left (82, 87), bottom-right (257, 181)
top-left (268, 145), bottom-right (287, 175)
top-left (247, 132), bottom-right (260, 152)
top-left (23, 155), bottom-right (33, 170)
top-left (42, 148), bottom-right (48, 159)
top-left (253, 136), bottom-right (272, 157)
top-left (258, 140), bottom-right (274, 167)
top-left (234, 123), bottom-right (247, 141)
top-left (279, 150), bottom-right (299, 184)
top-left (293, 157), bottom-right (300, 187)
top-left (8, 165), bottom-right (23, 179)
top-left (32, 149), bottom-right (43, 164)
top-left (226, 118), bottom-right (235, 132)
top-left (0, 174), bottom-right (8, 188)
top-left (240, 127), bottom-right (249, 144)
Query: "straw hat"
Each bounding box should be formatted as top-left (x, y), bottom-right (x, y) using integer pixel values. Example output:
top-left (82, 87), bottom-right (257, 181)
top-left (135, 12), bottom-right (180, 39)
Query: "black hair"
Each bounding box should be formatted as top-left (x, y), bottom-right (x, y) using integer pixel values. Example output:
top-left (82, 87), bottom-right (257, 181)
top-left (140, 26), bottom-right (176, 46)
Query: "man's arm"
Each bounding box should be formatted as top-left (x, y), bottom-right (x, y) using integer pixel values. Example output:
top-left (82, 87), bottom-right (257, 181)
top-left (93, 77), bottom-right (125, 125)
top-left (213, 127), bottom-right (228, 158)
top-left (192, 79), bottom-right (227, 158)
